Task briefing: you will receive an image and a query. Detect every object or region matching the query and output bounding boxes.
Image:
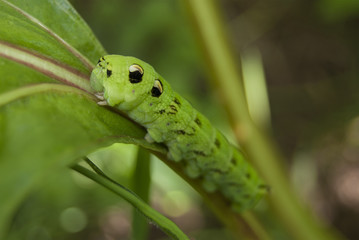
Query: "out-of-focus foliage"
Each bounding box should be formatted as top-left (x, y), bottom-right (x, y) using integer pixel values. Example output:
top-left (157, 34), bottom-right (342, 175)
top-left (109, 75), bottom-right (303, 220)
top-left (317, 0), bottom-right (359, 22)
top-left (220, 0), bottom-right (359, 239)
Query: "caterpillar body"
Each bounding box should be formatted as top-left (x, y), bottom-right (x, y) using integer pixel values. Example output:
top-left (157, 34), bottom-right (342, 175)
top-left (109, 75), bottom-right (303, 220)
top-left (90, 55), bottom-right (267, 211)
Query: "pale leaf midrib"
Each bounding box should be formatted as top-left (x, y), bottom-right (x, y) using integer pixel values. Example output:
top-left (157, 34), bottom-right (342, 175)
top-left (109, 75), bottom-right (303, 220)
top-left (0, 83), bottom-right (93, 107)
top-left (0, 41), bottom-right (93, 93)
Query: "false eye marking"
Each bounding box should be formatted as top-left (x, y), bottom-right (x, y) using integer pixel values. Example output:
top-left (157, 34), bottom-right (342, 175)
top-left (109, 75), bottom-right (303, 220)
top-left (107, 69), bottom-right (112, 77)
top-left (129, 64), bottom-right (144, 83)
top-left (151, 79), bottom-right (163, 97)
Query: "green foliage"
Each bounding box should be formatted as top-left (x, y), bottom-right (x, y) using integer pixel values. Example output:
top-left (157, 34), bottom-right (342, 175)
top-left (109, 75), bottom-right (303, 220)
top-left (317, 0), bottom-right (359, 21)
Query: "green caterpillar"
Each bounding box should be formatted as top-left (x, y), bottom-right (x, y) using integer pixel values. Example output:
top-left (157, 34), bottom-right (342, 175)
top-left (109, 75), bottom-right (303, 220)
top-left (90, 55), bottom-right (267, 211)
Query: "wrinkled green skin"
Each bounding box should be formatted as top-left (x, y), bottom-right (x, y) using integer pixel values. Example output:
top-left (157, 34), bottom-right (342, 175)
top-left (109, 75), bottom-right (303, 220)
top-left (91, 55), bottom-right (267, 211)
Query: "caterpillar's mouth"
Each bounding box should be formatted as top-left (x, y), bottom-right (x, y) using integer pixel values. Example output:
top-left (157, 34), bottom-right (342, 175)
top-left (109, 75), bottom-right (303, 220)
top-left (90, 64), bottom-right (106, 92)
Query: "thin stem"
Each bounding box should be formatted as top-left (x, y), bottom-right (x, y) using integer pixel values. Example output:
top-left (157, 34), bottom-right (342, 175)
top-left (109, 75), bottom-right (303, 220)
top-left (72, 159), bottom-right (190, 240)
top-left (131, 148), bottom-right (151, 240)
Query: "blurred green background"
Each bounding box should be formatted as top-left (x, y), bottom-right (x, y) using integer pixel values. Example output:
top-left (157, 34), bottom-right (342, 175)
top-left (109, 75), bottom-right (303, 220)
top-left (8, 0), bottom-right (359, 239)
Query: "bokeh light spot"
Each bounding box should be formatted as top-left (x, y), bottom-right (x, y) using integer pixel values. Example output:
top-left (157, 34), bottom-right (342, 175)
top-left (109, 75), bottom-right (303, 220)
top-left (59, 207), bottom-right (87, 233)
top-left (334, 167), bottom-right (359, 210)
top-left (162, 191), bottom-right (191, 217)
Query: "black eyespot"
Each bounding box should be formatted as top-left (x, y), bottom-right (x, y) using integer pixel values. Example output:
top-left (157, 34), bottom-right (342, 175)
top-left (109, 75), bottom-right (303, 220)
top-left (129, 64), bottom-right (144, 83)
top-left (151, 79), bottom-right (163, 97)
top-left (107, 69), bottom-right (112, 77)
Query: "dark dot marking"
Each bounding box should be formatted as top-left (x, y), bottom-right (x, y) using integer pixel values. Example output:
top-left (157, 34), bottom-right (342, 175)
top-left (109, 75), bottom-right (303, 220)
top-left (227, 182), bottom-right (244, 187)
top-left (167, 111), bottom-right (176, 115)
top-left (231, 158), bottom-right (237, 165)
top-left (149, 103), bottom-right (153, 106)
top-left (215, 138), bottom-right (220, 148)
top-left (166, 122), bottom-right (170, 126)
top-left (173, 97), bottom-right (181, 106)
top-left (175, 130), bottom-right (186, 135)
top-left (209, 169), bottom-right (224, 174)
top-left (193, 150), bottom-right (207, 157)
top-left (194, 117), bottom-right (201, 127)
top-left (169, 105), bottom-right (178, 112)
top-left (107, 69), bottom-right (112, 77)
top-left (246, 173), bottom-right (251, 179)
top-left (173, 129), bottom-right (195, 136)
top-left (187, 132), bottom-right (195, 136)
top-left (258, 184), bottom-right (270, 191)
top-left (158, 109), bottom-right (165, 114)
top-left (207, 168), bottom-right (229, 174)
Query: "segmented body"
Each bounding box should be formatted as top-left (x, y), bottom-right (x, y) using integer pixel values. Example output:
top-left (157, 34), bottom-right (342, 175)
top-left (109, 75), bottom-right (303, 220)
top-left (90, 55), bottom-right (267, 211)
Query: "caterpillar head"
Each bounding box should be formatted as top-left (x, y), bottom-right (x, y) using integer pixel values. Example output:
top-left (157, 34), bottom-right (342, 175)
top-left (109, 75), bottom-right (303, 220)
top-left (91, 55), bottom-right (165, 110)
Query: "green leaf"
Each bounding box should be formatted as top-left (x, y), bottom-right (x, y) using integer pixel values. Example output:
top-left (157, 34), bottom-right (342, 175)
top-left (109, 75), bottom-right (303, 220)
top-left (0, 0), bottom-right (166, 238)
top-left (0, 83), bottom-right (166, 236)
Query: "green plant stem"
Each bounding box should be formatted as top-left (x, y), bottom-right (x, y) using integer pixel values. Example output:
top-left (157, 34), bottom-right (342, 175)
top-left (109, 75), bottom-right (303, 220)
top-left (132, 148), bottom-right (151, 240)
top-left (72, 159), bottom-right (190, 240)
top-left (182, 0), bottom-right (343, 240)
